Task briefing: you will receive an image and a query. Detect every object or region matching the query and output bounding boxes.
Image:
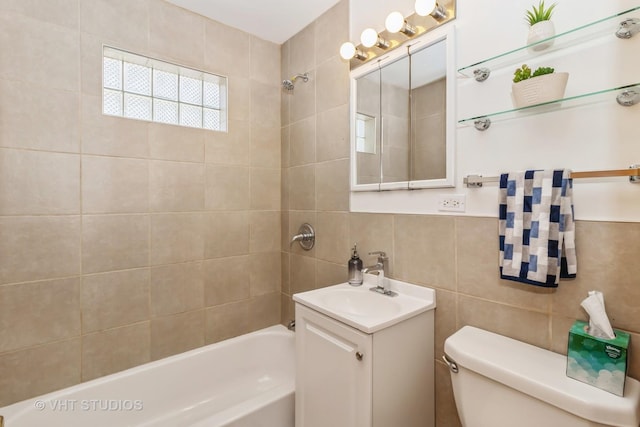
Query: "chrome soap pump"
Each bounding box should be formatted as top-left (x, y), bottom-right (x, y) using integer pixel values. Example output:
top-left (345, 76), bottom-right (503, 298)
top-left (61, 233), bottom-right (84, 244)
top-left (348, 244), bottom-right (363, 286)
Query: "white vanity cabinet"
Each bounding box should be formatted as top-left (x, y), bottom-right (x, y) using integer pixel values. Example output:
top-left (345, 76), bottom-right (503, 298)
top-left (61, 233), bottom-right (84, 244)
top-left (295, 304), bottom-right (372, 427)
top-left (295, 302), bottom-right (435, 427)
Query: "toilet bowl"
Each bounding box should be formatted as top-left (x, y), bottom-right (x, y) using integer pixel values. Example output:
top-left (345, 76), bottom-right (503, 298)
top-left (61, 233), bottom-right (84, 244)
top-left (444, 326), bottom-right (640, 427)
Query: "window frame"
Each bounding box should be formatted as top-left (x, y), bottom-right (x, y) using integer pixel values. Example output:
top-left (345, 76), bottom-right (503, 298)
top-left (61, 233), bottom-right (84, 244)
top-left (102, 45), bottom-right (228, 133)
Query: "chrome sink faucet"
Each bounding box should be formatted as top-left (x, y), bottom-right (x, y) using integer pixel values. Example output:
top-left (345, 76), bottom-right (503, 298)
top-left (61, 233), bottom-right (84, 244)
top-left (362, 251), bottom-right (396, 296)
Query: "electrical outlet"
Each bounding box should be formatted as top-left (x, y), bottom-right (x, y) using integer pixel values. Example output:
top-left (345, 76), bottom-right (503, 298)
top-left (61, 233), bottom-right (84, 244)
top-left (438, 194), bottom-right (466, 212)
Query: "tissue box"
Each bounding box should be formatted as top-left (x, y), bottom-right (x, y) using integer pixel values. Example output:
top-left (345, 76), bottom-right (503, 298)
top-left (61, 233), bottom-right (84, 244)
top-left (566, 320), bottom-right (630, 396)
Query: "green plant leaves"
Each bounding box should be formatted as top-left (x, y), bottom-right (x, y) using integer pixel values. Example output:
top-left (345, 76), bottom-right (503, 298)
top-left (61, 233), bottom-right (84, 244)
top-left (513, 64), bottom-right (555, 83)
top-left (513, 64), bottom-right (531, 83)
top-left (532, 66), bottom-right (555, 77)
top-left (525, 0), bottom-right (557, 26)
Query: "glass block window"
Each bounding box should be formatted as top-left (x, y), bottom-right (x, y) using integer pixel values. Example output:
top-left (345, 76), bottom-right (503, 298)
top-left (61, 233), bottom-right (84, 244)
top-left (103, 46), bottom-right (227, 132)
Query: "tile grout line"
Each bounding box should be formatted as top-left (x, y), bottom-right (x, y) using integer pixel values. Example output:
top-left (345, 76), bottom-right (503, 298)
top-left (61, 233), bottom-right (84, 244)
top-left (453, 217), bottom-right (460, 331)
top-left (77, 0), bottom-right (85, 384)
top-left (145, 0), bottom-right (153, 362)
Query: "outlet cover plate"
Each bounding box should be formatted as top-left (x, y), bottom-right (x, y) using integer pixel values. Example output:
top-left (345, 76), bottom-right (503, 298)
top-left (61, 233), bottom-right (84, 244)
top-left (438, 194), bottom-right (466, 212)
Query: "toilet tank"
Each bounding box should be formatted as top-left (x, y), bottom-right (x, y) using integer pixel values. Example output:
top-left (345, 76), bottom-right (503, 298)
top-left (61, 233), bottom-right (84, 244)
top-left (444, 326), bottom-right (640, 427)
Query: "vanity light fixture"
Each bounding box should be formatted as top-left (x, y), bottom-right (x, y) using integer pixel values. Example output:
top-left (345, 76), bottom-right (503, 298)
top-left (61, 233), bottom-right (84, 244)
top-left (385, 11), bottom-right (417, 36)
top-left (340, 42), bottom-right (367, 61)
top-left (414, 0), bottom-right (448, 21)
top-left (338, 0), bottom-right (455, 69)
top-left (360, 28), bottom-right (390, 49)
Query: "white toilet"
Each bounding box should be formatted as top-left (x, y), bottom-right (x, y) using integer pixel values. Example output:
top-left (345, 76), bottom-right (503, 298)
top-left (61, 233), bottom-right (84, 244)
top-left (444, 326), bottom-right (640, 427)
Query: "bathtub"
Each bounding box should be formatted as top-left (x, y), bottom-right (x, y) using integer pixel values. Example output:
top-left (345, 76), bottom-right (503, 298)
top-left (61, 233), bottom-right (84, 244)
top-left (0, 325), bottom-right (294, 427)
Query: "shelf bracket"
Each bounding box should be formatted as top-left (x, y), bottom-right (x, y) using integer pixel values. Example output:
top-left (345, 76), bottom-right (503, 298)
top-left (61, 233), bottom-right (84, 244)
top-left (474, 117), bottom-right (491, 131)
top-left (616, 18), bottom-right (640, 39)
top-left (616, 89), bottom-right (640, 106)
top-left (473, 67), bottom-right (491, 82)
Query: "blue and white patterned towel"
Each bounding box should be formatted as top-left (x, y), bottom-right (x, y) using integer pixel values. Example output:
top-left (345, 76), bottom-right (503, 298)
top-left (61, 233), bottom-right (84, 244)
top-left (499, 169), bottom-right (577, 287)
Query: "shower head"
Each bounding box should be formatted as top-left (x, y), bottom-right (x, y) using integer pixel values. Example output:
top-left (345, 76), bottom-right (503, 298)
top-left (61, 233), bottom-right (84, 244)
top-left (282, 72), bottom-right (309, 91)
top-left (282, 79), bottom-right (295, 91)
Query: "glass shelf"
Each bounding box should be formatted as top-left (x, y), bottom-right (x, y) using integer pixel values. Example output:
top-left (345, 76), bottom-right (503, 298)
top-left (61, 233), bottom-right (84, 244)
top-left (458, 7), bottom-right (640, 79)
top-left (458, 83), bottom-right (640, 130)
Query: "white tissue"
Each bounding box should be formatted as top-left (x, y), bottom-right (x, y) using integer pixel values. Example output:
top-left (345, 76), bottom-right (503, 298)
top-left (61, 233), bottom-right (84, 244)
top-left (580, 291), bottom-right (615, 340)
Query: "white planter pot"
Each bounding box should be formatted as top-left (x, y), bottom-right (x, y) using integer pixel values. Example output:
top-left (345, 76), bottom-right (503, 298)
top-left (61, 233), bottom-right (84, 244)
top-left (511, 72), bottom-right (569, 108)
top-left (527, 20), bottom-right (555, 51)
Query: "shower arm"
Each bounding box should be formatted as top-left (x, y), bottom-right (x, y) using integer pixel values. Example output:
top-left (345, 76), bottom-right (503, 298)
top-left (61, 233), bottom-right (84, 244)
top-left (282, 72), bottom-right (310, 91)
top-left (292, 72), bottom-right (309, 83)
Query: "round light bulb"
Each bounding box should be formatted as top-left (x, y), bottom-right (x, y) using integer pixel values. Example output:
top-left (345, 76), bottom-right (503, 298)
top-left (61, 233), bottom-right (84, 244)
top-left (339, 42), bottom-right (356, 60)
top-left (385, 11), bottom-right (405, 33)
top-left (360, 28), bottom-right (379, 48)
top-left (414, 0), bottom-right (437, 16)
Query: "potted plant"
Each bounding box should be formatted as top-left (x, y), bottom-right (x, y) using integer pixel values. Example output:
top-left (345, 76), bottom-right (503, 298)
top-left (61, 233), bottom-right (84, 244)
top-left (511, 64), bottom-right (568, 108)
top-left (525, 0), bottom-right (557, 51)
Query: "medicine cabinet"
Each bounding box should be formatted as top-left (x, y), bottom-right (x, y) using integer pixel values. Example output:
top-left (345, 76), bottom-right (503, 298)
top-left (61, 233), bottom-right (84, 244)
top-left (350, 26), bottom-right (456, 191)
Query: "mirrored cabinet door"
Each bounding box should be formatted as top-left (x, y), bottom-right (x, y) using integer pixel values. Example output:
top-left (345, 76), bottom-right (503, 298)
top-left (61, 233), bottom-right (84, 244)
top-left (355, 67), bottom-right (381, 186)
top-left (410, 38), bottom-right (447, 182)
top-left (381, 55), bottom-right (410, 185)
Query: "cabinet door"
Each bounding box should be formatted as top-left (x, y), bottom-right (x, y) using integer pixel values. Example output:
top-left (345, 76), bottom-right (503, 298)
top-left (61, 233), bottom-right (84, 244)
top-left (295, 304), bottom-right (372, 427)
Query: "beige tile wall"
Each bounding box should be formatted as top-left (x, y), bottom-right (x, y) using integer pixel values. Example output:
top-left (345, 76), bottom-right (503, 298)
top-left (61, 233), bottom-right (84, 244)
top-left (0, 0), bottom-right (281, 406)
top-left (281, 2), bottom-right (640, 427)
top-left (280, 0), bottom-right (351, 327)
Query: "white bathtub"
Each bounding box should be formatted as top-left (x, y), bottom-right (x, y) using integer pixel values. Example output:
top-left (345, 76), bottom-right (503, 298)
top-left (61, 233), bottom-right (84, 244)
top-left (1, 325), bottom-right (295, 427)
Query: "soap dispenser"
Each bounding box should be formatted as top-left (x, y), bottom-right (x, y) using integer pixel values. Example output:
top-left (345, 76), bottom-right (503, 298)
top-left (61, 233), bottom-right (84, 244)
top-left (348, 244), bottom-right (363, 286)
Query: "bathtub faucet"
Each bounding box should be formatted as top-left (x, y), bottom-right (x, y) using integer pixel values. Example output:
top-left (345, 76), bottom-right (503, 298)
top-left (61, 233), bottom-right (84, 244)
top-left (290, 223), bottom-right (315, 250)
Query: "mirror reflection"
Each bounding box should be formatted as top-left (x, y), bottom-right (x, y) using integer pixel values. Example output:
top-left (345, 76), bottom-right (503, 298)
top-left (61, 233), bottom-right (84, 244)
top-left (355, 113), bottom-right (376, 154)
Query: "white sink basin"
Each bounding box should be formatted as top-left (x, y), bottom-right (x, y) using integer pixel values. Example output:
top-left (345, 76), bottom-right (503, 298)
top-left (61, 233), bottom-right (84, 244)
top-left (319, 288), bottom-right (402, 318)
top-left (293, 274), bottom-right (436, 333)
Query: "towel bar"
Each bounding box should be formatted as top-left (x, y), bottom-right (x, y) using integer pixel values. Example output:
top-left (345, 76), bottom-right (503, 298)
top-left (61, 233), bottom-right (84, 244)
top-left (464, 165), bottom-right (640, 187)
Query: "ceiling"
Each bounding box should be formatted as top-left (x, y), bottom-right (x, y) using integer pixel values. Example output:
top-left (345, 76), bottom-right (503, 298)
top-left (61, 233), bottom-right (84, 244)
top-left (166, 0), bottom-right (343, 45)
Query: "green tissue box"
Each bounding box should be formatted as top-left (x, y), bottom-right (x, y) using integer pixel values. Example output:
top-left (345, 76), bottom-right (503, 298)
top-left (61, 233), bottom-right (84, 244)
top-left (566, 320), bottom-right (630, 396)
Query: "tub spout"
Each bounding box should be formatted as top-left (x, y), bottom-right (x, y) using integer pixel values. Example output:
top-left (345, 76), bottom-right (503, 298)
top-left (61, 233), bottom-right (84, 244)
top-left (290, 233), bottom-right (312, 244)
top-left (290, 223), bottom-right (315, 250)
